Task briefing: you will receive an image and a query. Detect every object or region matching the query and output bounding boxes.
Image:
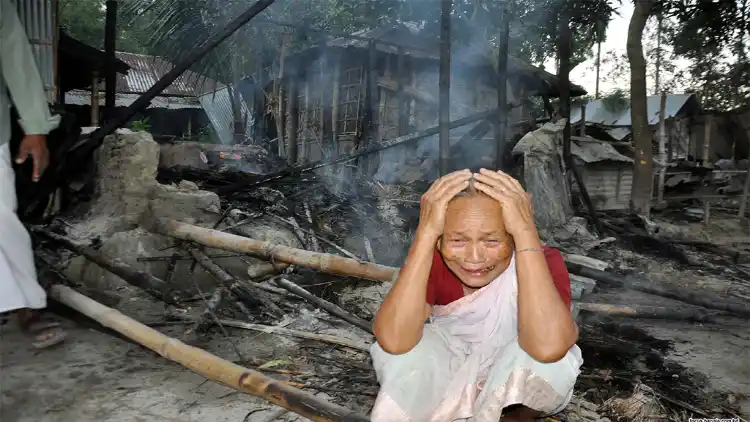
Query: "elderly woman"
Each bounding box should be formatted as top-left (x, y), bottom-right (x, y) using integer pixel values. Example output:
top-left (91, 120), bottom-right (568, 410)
top-left (371, 169), bottom-right (582, 422)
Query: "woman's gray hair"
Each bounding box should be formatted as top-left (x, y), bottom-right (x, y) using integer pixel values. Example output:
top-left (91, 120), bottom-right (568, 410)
top-left (452, 176), bottom-right (488, 199)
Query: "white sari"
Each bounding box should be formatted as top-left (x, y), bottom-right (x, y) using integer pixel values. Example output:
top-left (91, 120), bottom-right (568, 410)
top-left (370, 255), bottom-right (583, 421)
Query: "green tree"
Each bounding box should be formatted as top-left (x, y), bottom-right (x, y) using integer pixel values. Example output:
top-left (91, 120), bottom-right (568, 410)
top-left (59, 0), bottom-right (150, 53)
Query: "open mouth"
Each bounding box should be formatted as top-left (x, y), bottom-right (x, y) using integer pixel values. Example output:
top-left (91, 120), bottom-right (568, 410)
top-left (461, 265), bottom-right (495, 277)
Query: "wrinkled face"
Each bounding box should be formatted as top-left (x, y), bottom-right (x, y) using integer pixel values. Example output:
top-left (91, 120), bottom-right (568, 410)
top-left (438, 195), bottom-right (513, 290)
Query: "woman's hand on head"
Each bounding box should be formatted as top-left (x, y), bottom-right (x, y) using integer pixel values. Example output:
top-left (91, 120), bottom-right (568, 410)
top-left (418, 169), bottom-right (473, 240)
top-left (473, 169), bottom-right (536, 237)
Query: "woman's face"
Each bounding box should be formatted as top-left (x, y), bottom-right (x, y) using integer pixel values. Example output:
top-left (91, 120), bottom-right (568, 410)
top-left (438, 195), bottom-right (513, 290)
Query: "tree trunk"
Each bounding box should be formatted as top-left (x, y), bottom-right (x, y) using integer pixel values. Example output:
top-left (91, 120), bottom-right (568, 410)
top-left (595, 23), bottom-right (602, 99)
top-left (627, 0), bottom-right (654, 215)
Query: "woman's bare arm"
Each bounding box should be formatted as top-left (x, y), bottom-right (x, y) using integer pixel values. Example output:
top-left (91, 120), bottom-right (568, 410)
top-left (372, 231), bottom-right (435, 354)
top-left (514, 229), bottom-right (578, 362)
top-left (473, 169), bottom-right (577, 362)
top-left (373, 169), bottom-right (472, 355)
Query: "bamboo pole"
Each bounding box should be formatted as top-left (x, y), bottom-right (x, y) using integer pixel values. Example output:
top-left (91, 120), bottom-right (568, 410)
top-left (148, 218), bottom-right (398, 282)
top-left (49, 285), bottom-right (369, 422)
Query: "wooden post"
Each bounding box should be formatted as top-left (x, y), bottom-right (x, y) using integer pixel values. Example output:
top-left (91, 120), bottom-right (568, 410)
top-left (396, 47), bottom-right (409, 136)
top-left (657, 91), bottom-right (667, 203)
top-left (274, 34), bottom-right (289, 156)
top-left (302, 79), bottom-right (310, 162)
top-left (331, 58), bottom-right (341, 156)
top-left (439, 0), bottom-right (453, 176)
top-left (104, 0), bottom-right (117, 121)
top-left (91, 72), bottom-right (100, 126)
top-left (703, 114), bottom-right (712, 164)
top-left (494, 3), bottom-right (510, 171)
top-left (318, 39), bottom-right (328, 156)
top-left (368, 41), bottom-right (379, 144)
top-left (739, 164), bottom-right (750, 218)
top-left (287, 77), bottom-right (299, 165)
top-left (579, 104), bottom-right (586, 136)
top-left (50, 285), bottom-right (369, 422)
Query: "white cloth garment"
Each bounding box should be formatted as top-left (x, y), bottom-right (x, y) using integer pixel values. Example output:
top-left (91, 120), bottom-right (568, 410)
top-left (0, 0), bottom-right (60, 313)
top-left (370, 255), bottom-right (583, 421)
top-left (0, 143), bottom-right (46, 313)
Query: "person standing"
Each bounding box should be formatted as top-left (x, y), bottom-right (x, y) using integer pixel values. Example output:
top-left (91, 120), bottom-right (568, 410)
top-left (1, 0), bottom-right (65, 348)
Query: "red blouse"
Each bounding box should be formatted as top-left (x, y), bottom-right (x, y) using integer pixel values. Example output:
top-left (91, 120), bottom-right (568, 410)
top-left (426, 246), bottom-right (572, 307)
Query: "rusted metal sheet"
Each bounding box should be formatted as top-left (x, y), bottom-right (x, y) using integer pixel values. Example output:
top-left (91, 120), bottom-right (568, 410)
top-left (114, 52), bottom-right (221, 96)
top-left (14, 0), bottom-right (56, 102)
top-left (198, 85), bottom-right (253, 144)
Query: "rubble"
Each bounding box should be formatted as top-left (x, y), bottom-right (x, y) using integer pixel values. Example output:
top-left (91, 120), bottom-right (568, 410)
top-left (21, 124), bottom-right (750, 421)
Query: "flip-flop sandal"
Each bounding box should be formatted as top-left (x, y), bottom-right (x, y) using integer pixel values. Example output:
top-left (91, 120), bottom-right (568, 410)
top-left (25, 321), bottom-right (67, 349)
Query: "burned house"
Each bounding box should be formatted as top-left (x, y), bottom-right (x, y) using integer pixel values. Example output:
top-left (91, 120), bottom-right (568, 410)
top-left (258, 24), bottom-right (586, 181)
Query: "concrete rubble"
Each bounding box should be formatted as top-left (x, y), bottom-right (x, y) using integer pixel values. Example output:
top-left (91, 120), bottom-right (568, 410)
top-left (63, 129), bottom-right (298, 294)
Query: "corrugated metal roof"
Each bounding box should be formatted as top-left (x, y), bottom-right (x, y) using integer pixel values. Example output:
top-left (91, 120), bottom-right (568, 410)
top-left (14, 0), bottom-right (55, 102)
top-left (570, 93), bottom-right (699, 127)
top-left (114, 52), bottom-right (223, 97)
top-left (198, 86), bottom-right (253, 144)
top-left (571, 136), bottom-right (633, 163)
top-left (65, 89), bottom-right (201, 109)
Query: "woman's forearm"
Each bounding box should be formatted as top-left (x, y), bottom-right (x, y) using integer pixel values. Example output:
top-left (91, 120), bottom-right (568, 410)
top-left (373, 230), bottom-right (436, 354)
top-left (514, 230), bottom-right (577, 362)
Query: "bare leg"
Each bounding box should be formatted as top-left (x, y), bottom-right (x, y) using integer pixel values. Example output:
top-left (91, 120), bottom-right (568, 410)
top-left (502, 404), bottom-right (544, 422)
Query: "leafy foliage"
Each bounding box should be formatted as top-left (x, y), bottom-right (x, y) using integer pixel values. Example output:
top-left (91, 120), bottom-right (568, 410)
top-left (661, 0), bottom-right (749, 110)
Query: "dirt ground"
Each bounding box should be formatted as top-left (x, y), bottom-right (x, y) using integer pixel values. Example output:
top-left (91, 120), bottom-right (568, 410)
top-left (1, 286), bottom-right (375, 422)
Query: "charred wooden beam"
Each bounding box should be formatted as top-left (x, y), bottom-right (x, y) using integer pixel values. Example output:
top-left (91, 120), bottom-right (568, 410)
top-left (50, 285), bottom-right (369, 422)
top-left (287, 77), bottom-right (299, 165)
top-left (35, 229), bottom-right (179, 304)
top-left (494, 3), bottom-right (510, 171)
top-left (577, 302), bottom-right (719, 323)
top-left (438, 0), bottom-right (453, 176)
top-left (70, 0), bottom-right (276, 155)
top-left (566, 262), bottom-right (750, 318)
top-left (275, 278), bottom-right (373, 333)
top-left (147, 218), bottom-right (397, 282)
top-left (186, 246), bottom-right (284, 319)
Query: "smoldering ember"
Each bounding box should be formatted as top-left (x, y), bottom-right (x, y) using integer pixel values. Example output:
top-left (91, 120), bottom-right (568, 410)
top-left (2, 0), bottom-right (750, 421)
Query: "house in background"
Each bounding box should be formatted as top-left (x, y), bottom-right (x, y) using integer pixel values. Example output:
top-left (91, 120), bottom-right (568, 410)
top-left (257, 23), bottom-right (587, 177)
top-left (63, 52), bottom-right (224, 142)
top-left (569, 93), bottom-right (748, 164)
